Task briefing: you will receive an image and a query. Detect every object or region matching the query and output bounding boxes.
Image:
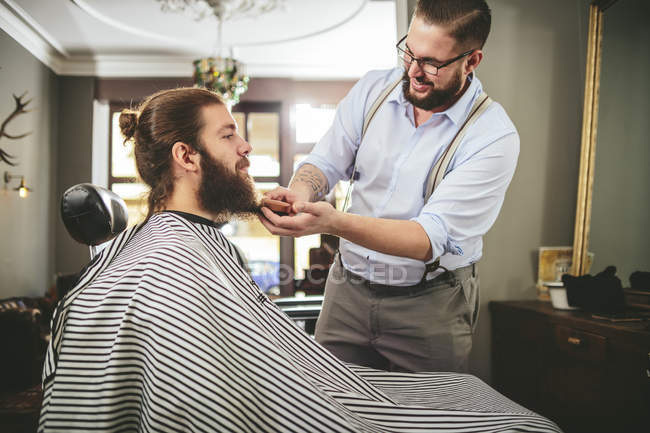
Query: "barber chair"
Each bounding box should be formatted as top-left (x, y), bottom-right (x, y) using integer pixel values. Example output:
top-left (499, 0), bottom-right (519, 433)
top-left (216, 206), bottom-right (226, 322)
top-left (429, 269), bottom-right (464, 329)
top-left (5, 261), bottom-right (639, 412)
top-left (60, 183), bottom-right (128, 259)
top-left (273, 296), bottom-right (323, 335)
top-left (60, 183), bottom-right (322, 333)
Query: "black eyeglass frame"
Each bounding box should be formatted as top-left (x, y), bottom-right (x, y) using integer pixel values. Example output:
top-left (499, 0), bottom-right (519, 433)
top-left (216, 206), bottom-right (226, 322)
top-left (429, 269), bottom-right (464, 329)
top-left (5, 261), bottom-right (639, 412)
top-left (396, 35), bottom-right (476, 76)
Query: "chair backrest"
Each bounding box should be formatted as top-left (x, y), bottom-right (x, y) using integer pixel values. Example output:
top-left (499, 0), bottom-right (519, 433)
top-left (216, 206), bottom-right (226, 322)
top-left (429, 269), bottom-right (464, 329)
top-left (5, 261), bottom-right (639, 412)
top-left (60, 184), bottom-right (128, 250)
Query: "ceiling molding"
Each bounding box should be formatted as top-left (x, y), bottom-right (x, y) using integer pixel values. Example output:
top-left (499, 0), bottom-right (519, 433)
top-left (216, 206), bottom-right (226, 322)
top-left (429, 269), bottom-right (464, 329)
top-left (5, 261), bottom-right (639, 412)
top-left (70, 0), bottom-right (192, 48)
top-left (4, 0), bottom-right (68, 55)
top-left (0, 0), bottom-right (384, 79)
top-left (70, 0), bottom-right (368, 48)
top-left (0, 0), bottom-right (63, 73)
top-left (58, 55), bottom-right (195, 77)
top-left (59, 54), bottom-right (368, 80)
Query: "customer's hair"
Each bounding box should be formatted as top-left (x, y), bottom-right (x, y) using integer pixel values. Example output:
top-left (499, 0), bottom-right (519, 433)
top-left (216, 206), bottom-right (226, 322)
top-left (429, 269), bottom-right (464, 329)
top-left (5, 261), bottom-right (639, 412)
top-left (119, 87), bottom-right (224, 219)
top-left (414, 0), bottom-right (491, 49)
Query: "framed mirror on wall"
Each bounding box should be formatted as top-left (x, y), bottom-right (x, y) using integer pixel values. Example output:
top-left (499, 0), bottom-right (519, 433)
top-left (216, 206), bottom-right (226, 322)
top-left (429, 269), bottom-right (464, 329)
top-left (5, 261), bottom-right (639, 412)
top-left (571, 0), bottom-right (649, 288)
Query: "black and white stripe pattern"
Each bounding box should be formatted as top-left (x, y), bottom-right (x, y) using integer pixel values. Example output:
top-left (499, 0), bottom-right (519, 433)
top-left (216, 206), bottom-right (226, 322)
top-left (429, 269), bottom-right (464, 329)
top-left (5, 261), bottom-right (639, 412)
top-left (39, 212), bottom-right (560, 432)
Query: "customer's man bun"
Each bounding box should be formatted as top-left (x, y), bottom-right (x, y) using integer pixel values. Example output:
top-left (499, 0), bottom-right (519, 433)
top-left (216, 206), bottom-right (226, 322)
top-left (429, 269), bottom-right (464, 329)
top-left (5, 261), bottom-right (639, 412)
top-left (119, 110), bottom-right (139, 142)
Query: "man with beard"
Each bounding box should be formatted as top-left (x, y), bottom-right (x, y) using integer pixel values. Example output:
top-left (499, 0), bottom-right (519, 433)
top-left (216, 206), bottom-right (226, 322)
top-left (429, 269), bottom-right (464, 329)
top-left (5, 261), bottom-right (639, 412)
top-left (261, 0), bottom-right (519, 373)
top-left (38, 88), bottom-right (559, 433)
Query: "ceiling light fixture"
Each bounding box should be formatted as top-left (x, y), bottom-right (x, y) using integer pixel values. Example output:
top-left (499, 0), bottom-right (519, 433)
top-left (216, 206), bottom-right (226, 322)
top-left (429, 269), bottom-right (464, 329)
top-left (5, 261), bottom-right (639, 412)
top-left (156, 0), bottom-right (286, 22)
top-left (157, 0), bottom-right (286, 108)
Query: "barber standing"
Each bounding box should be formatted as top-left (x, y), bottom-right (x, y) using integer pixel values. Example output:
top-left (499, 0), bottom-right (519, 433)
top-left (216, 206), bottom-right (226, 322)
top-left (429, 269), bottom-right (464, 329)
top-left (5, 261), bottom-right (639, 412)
top-left (260, 0), bottom-right (518, 373)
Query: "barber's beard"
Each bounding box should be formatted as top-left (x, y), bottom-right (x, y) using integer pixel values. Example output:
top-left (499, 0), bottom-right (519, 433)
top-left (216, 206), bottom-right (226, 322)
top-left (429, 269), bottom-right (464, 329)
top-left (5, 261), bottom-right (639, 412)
top-left (402, 68), bottom-right (463, 111)
top-left (197, 150), bottom-right (261, 222)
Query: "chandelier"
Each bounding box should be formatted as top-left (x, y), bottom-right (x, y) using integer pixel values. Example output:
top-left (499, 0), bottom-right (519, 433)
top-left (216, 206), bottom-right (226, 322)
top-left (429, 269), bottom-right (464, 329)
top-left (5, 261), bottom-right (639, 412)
top-left (157, 0), bottom-right (285, 21)
top-left (157, 0), bottom-right (286, 108)
top-left (192, 55), bottom-right (249, 108)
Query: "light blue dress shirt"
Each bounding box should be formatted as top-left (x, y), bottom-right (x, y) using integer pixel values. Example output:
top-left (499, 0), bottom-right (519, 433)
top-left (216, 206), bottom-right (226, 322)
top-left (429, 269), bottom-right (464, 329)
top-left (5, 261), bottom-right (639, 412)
top-left (300, 67), bottom-right (519, 285)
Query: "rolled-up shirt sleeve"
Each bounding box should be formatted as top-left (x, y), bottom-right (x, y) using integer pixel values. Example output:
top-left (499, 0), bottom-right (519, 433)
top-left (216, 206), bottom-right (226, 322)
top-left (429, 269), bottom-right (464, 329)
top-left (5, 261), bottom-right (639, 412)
top-left (412, 131), bottom-right (520, 262)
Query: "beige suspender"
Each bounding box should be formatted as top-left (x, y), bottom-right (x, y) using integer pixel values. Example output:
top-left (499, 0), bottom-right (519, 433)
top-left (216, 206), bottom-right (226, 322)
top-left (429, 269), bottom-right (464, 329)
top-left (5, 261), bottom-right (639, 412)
top-left (423, 92), bottom-right (492, 200)
top-left (342, 77), bottom-right (402, 212)
top-left (343, 79), bottom-right (493, 212)
top-left (339, 78), bottom-right (493, 276)
top-left (362, 77), bottom-right (403, 139)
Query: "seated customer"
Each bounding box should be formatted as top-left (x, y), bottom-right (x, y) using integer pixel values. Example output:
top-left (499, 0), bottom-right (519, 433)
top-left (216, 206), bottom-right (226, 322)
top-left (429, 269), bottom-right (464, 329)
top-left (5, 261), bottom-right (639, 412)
top-left (39, 88), bottom-right (559, 432)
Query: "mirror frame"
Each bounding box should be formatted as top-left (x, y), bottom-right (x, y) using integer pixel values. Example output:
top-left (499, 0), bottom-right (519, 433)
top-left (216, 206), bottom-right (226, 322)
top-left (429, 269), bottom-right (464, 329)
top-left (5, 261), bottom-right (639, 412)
top-left (571, 0), bottom-right (620, 275)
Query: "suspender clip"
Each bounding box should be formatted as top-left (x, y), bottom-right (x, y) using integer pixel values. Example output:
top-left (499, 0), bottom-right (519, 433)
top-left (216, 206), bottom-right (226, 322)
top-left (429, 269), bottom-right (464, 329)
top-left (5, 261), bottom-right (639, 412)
top-left (421, 257), bottom-right (449, 283)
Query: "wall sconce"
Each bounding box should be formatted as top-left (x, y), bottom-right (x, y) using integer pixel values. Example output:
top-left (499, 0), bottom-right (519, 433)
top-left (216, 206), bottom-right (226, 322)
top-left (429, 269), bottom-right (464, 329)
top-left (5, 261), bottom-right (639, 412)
top-left (4, 171), bottom-right (33, 198)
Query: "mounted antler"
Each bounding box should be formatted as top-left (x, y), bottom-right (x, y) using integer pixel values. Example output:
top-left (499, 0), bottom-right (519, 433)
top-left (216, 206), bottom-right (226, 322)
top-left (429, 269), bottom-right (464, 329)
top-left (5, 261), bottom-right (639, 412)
top-left (0, 92), bottom-right (32, 166)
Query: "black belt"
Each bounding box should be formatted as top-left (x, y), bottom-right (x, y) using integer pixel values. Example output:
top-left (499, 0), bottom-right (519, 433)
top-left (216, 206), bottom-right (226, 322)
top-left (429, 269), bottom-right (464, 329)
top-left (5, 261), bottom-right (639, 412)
top-left (337, 255), bottom-right (476, 298)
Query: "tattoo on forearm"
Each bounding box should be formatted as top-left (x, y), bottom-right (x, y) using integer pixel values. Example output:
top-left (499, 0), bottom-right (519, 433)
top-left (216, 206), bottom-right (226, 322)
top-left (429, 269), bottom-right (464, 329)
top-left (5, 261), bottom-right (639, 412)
top-left (290, 164), bottom-right (329, 200)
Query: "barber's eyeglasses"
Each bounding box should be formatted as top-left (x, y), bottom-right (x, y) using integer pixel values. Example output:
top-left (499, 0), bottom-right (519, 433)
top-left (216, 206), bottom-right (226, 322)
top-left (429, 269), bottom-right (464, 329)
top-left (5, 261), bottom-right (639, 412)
top-left (396, 35), bottom-right (475, 76)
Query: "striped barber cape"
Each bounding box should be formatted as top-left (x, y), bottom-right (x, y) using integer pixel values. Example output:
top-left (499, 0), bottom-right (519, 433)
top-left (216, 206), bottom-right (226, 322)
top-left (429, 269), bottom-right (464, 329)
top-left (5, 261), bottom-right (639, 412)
top-left (39, 212), bottom-right (560, 432)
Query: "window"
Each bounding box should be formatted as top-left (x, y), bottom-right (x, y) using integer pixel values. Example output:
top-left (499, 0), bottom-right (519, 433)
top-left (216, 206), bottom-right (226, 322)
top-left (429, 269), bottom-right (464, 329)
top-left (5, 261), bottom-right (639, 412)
top-left (292, 104), bottom-right (342, 281)
top-left (231, 103), bottom-right (283, 294)
top-left (295, 104), bottom-right (336, 144)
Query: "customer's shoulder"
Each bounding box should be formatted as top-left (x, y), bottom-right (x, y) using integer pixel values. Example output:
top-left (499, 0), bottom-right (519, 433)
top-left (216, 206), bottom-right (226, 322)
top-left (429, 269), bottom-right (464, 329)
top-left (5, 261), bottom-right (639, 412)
top-left (122, 213), bottom-right (210, 261)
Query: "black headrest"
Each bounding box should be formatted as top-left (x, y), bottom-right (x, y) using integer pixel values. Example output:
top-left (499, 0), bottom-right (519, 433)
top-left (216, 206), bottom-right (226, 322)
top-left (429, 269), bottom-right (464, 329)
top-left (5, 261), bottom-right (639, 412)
top-left (60, 183), bottom-right (128, 246)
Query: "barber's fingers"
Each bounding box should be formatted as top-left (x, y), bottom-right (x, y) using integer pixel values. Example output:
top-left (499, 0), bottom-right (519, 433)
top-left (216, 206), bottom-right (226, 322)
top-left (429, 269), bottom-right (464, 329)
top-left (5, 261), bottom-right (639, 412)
top-left (264, 186), bottom-right (289, 200)
top-left (263, 186), bottom-right (298, 203)
top-left (292, 201), bottom-right (322, 215)
top-left (262, 186), bottom-right (287, 199)
top-left (260, 207), bottom-right (306, 230)
top-left (258, 213), bottom-right (297, 236)
top-left (262, 206), bottom-right (294, 229)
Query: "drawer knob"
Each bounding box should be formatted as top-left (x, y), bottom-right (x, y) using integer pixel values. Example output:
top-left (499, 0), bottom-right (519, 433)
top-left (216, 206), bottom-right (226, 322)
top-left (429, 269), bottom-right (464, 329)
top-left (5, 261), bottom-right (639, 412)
top-left (567, 336), bottom-right (582, 346)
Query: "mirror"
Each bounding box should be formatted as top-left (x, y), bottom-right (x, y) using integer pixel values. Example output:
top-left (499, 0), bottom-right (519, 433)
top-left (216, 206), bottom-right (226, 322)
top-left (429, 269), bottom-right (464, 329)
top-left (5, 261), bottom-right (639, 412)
top-left (572, 0), bottom-right (650, 284)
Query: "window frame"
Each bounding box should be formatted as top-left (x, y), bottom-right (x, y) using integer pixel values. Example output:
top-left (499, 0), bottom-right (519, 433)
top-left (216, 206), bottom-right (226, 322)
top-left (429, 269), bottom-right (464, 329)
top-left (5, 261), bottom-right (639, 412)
top-left (233, 101), bottom-right (295, 296)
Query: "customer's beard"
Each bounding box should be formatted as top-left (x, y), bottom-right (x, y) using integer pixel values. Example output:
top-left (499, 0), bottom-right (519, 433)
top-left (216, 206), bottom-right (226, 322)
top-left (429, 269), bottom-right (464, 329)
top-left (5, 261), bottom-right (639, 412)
top-left (197, 150), bottom-right (261, 223)
top-left (402, 68), bottom-right (463, 111)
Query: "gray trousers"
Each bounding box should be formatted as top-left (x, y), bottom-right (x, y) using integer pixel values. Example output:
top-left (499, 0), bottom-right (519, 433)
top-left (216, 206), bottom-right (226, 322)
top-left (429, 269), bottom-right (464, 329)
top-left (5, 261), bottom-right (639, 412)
top-left (314, 259), bottom-right (479, 373)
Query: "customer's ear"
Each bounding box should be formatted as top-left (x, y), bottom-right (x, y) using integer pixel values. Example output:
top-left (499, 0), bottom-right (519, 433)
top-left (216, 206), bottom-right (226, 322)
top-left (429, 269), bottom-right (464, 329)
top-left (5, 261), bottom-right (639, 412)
top-left (171, 142), bottom-right (200, 173)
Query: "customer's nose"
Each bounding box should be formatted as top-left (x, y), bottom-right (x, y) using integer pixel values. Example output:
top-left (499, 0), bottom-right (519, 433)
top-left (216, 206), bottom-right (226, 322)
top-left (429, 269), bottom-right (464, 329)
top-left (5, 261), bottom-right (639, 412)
top-left (240, 138), bottom-right (252, 156)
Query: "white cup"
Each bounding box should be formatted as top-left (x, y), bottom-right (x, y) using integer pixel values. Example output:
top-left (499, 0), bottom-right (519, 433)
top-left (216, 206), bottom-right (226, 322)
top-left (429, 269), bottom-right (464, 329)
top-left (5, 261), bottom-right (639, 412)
top-left (546, 283), bottom-right (579, 310)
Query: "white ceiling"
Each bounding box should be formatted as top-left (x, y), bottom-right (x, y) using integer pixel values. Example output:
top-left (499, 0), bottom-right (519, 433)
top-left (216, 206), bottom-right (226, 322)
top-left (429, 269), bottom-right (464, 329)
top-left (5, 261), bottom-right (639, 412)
top-left (1, 0), bottom-right (403, 79)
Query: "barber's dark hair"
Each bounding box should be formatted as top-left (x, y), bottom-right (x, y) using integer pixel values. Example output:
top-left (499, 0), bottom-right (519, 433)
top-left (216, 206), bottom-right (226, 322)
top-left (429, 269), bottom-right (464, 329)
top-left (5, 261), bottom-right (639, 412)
top-left (118, 87), bottom-right (224, 219)
top-left (414, 0), bottom-right (491, 49)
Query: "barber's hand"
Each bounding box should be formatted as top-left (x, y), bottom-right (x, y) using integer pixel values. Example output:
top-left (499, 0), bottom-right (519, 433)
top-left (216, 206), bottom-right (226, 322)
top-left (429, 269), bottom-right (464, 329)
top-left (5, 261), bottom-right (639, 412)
top-left (263, 186), bottom-right (308, 206)
top-left (259, 201), bottom-right (339, 237)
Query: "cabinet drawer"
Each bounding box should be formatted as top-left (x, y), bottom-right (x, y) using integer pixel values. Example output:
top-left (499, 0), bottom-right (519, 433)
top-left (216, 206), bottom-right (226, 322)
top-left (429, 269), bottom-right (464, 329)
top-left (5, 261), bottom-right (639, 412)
top-left (553, 325), bottom-right (607, 362)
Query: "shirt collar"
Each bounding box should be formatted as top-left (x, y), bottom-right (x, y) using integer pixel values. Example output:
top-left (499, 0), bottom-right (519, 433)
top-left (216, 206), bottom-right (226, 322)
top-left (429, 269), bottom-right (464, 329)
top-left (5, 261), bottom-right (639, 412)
top-left (391, 70), bottom-right (483, 125)
top-left (444, 73), bottom-right (482, 125)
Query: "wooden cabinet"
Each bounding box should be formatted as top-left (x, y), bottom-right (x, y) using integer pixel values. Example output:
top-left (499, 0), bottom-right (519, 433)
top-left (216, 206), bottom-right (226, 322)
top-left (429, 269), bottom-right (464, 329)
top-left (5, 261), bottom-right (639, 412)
top-left (490, 301), bottom-right (650, 433)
